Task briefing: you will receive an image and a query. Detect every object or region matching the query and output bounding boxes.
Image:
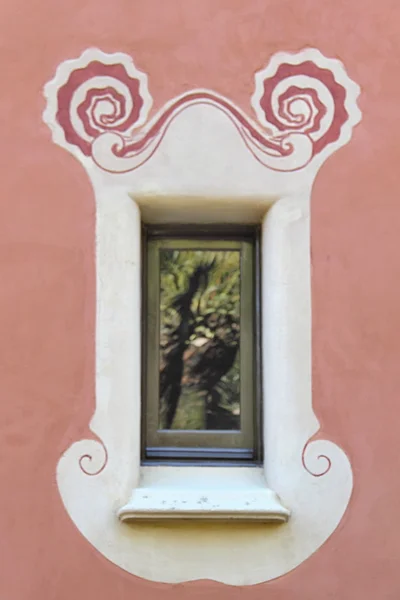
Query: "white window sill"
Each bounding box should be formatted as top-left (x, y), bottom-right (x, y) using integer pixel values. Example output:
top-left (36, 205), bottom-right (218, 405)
top-left (118, 466), bottom-right (290, 522)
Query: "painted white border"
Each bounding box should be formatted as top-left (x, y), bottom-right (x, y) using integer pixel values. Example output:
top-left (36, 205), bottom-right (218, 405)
top-left (44, 48), bottom-right (361, 585)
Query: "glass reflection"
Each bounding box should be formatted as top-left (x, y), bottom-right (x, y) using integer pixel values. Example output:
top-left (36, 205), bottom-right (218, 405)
top-left (159, 249), bottom-right (240, 431)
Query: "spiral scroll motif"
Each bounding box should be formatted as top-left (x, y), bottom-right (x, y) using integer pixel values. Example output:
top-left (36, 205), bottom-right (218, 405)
top-left (256, 60), bottom-right (349, 157)
top-left (302, 439), bottom-right (332, 478)
top-left (78, 438), bottom-right (108, 476)
top-left (56, 60), bottom-right (148, 156)
top-left (45, 48), bottom-right (360, 173)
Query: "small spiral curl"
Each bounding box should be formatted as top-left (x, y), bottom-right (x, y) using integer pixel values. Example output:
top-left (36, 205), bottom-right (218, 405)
top-left (302, 439), bottom-right (332, 478)
top-left (79, 438), bottom-right (108, 476)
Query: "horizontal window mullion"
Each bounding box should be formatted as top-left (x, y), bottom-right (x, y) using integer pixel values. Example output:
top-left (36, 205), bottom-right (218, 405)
top-left (145, 446), bottom-right (254, 461)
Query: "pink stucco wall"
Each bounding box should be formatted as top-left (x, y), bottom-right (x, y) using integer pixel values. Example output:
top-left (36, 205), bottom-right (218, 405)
top-left (0, 0), bottom-right (399, 598)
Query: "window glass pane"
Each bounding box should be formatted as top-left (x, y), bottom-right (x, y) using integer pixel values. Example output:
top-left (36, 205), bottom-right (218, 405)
top-left (159, 249), bottom-right (241, 432)
top-left (144, 230), bottom-right (258, 461)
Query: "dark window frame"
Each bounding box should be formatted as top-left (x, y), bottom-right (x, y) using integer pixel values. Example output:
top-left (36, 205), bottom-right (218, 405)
top-left (141, 224), bottom-right (263, 466)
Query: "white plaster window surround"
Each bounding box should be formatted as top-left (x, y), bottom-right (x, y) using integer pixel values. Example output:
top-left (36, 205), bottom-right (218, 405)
top-left (43, 47), bottom-right (361, 584)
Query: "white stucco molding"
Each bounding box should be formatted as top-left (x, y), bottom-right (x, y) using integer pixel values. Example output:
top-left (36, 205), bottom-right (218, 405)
top-left (43, 47), bottom-right (361, 585)
top-left (118, 466), bottom-right (290, 523)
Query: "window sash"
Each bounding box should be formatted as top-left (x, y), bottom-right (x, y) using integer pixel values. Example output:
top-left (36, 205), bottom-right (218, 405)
top-left (142, 229), bottom-right (260, 462)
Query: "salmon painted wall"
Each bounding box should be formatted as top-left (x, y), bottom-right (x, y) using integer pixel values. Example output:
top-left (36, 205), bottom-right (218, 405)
top-left (0, 0), bottom-right (399, 598)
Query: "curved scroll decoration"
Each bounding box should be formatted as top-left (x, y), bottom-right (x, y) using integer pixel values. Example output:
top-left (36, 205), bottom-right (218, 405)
top-left (44, 47), bottom-right (360, 585)
top-left (44, 48), bottom-right (360, 174)
top-left (302, 439), bottom-right (332, 478)
top-left (78, 437), bottom-right (108, 476)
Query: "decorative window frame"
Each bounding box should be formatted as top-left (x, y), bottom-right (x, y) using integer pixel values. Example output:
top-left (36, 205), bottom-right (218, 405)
top-left (43, 48), bottom-right (361, 585)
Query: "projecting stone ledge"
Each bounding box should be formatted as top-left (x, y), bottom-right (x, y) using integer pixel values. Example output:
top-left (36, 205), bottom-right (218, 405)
top-left (118, 466), bottom-right (290, 523)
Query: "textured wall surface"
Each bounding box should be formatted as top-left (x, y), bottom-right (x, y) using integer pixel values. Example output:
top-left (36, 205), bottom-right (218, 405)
top-left (0, 0), bottom-right (399, 598)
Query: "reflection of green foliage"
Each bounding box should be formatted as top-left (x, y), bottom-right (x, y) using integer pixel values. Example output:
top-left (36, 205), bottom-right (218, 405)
top-left (171, 389), bottom-right (206, 429)
top-left (160, 250), bottom-right (240, 335)
top-left (160, 249), bottom-right (241, 431)
top-left (218, 351), bottom-right (240, 406)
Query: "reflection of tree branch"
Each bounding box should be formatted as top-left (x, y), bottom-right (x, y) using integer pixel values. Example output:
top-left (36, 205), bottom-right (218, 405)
top-left (159, 263), bottom-right (214, 429)
top-left (183, 313), bottom-right (240, 429)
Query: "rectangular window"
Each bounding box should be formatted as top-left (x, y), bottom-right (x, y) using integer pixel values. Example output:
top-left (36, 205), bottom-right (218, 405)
top-left (142, 225), bottom-right (261, 463)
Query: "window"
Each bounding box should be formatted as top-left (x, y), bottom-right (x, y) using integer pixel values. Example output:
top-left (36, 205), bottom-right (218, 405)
top-left (142, 225), bottom-right (262, 464)
top-left (45, 45), bottom-right (360, 583)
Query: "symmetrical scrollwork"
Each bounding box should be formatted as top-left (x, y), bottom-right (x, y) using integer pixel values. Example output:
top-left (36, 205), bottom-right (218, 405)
top-left (44, 48), bottom-right (360, 174)
top-left (45, 48), bottom-right (360, 583)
